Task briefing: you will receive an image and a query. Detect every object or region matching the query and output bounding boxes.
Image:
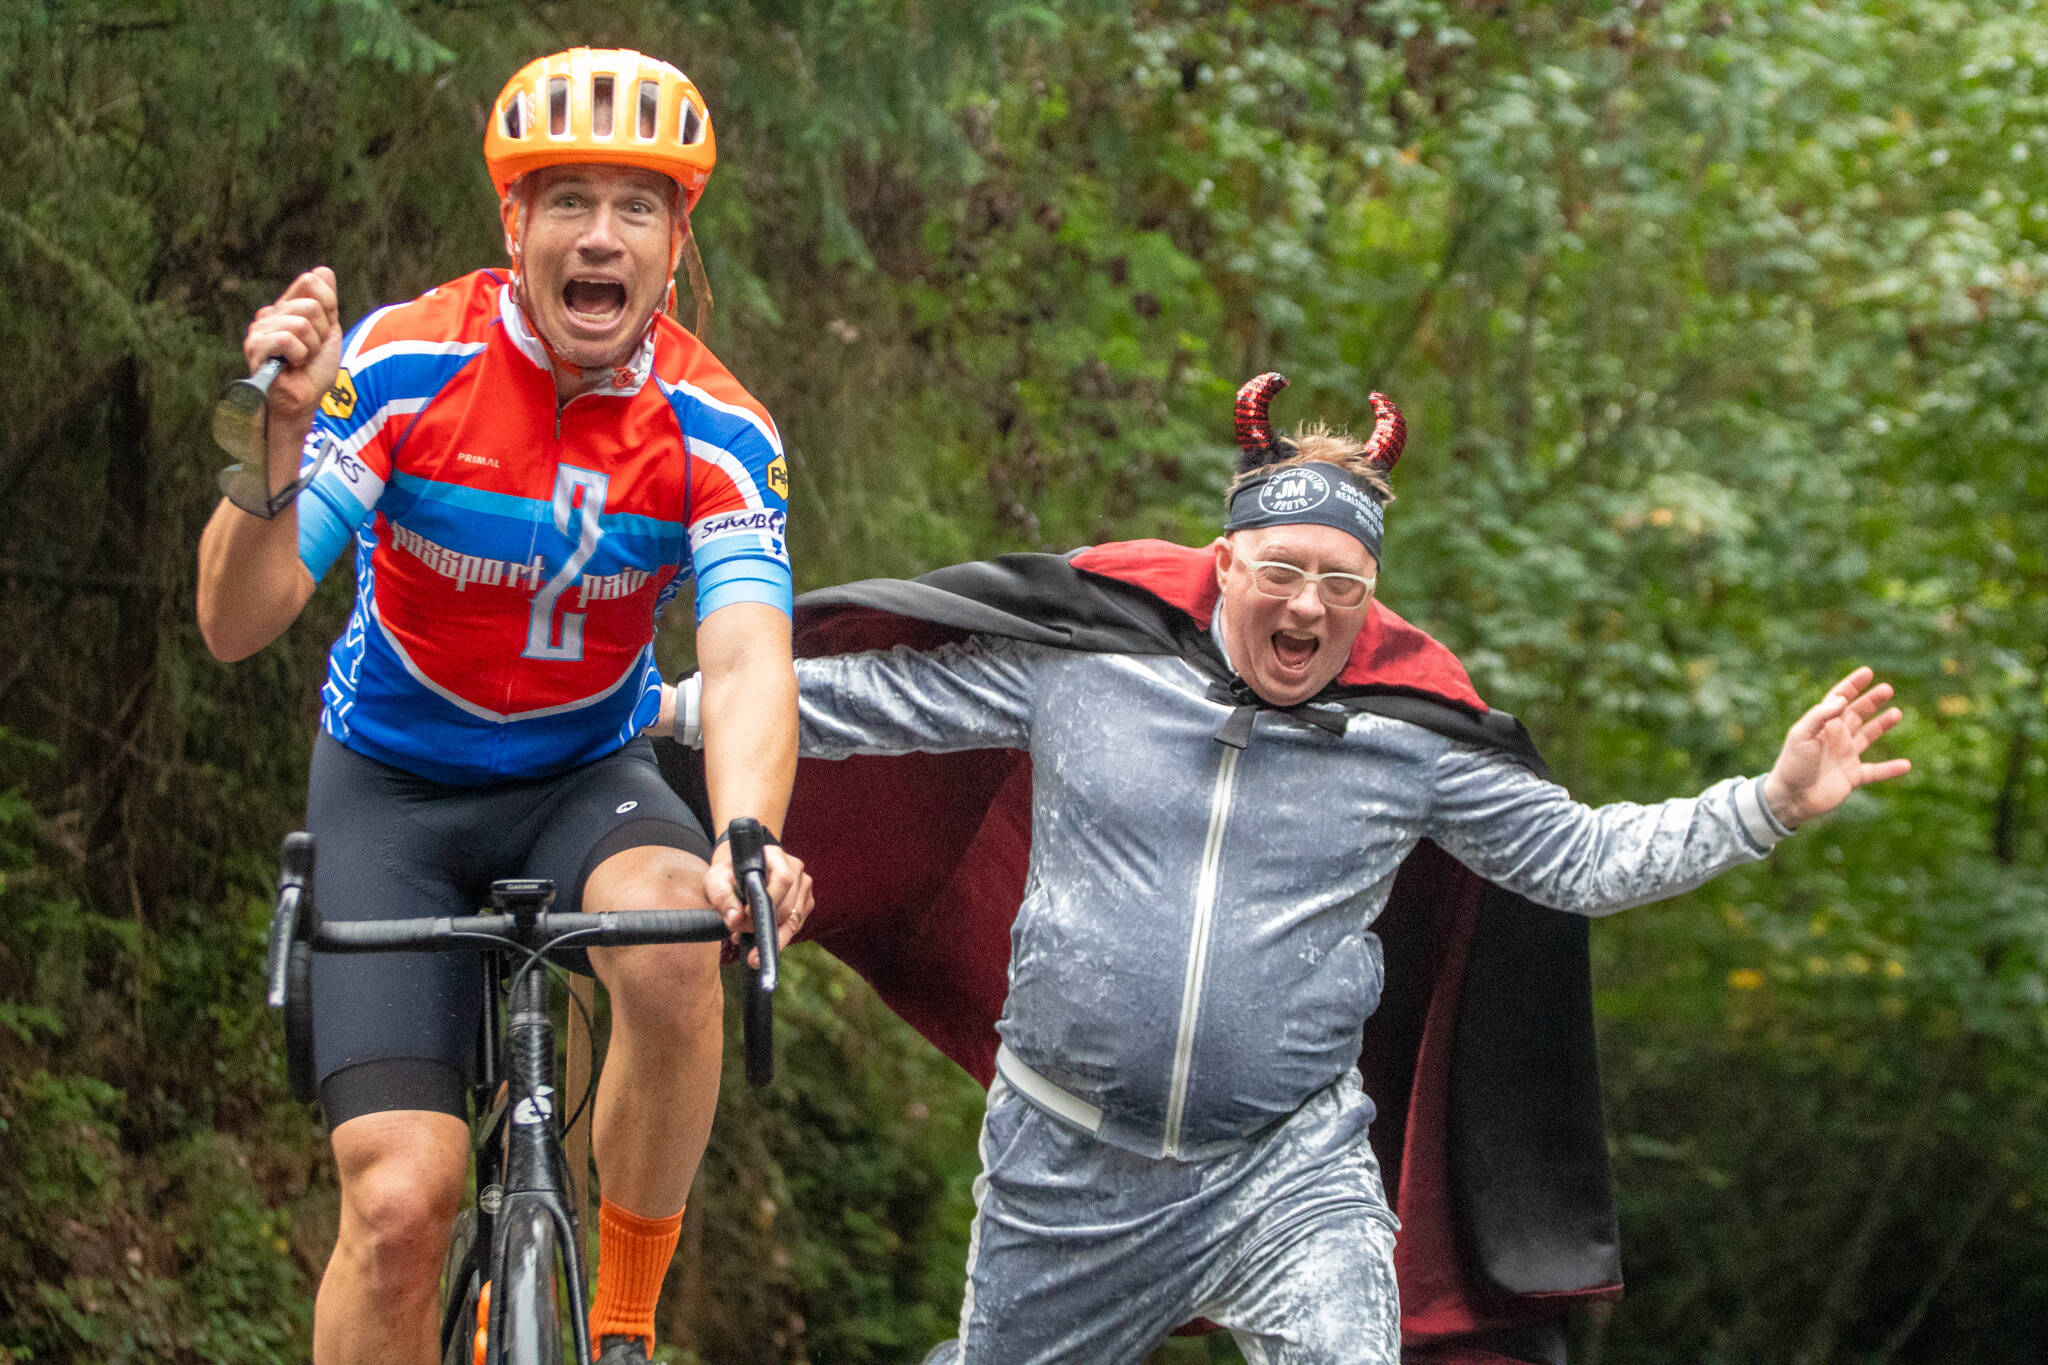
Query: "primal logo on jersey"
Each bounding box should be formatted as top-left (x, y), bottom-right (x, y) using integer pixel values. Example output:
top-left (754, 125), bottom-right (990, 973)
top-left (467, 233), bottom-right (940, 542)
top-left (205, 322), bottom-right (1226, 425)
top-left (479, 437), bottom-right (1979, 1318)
top-left (320, 370), bottom-right (358, 421)
top-left (766, 454), bottom-right (789, 499)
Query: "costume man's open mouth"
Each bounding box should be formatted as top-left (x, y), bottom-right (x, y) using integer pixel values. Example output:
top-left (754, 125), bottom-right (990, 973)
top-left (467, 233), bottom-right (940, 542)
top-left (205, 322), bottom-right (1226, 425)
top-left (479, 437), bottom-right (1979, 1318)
top-left (1272, 631), bottom-right (1319, 671)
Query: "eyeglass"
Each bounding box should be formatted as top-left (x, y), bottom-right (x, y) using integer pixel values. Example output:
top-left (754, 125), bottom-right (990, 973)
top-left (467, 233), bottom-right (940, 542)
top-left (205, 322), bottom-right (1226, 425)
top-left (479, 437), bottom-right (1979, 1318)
top-left (1241, 559), bottom-right (1377, 609)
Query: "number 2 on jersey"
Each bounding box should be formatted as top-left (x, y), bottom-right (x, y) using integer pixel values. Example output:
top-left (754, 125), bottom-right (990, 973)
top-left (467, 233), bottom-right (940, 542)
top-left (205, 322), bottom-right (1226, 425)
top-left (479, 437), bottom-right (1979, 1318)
top-left (523, 465), bottom-right (610, 662)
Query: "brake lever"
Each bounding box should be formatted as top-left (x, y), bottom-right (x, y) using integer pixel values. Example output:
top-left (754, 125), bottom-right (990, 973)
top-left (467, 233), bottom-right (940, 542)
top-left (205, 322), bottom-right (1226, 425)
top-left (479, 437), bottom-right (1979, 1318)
top-left (264, 832), bottom-right (317, 1008)
top-left (263, 887), bottom-right (299, 1008)
top-left (725, 817), bottom-right (778, 994)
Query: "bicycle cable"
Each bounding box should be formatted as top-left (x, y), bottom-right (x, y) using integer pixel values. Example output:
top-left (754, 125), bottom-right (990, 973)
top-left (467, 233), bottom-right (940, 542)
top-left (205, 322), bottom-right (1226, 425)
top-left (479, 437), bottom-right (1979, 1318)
top-left (433, 928), bottom-right (605, 1141)
top-left (518, 925), bottom-right (606, 1139)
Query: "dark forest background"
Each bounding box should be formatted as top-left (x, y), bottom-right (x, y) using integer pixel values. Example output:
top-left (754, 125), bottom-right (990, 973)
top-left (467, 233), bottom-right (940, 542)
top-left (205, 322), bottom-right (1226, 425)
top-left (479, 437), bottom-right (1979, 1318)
top-left (2, 2), bottom-right (2045, 1362)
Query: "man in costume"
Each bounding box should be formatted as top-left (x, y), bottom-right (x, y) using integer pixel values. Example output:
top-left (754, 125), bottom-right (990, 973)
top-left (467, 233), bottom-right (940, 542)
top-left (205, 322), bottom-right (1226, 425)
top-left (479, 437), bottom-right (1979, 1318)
top-left (665, 375), bottom-right (1907, 1363)
top-left (197, 48), bottom-right (809, 1365)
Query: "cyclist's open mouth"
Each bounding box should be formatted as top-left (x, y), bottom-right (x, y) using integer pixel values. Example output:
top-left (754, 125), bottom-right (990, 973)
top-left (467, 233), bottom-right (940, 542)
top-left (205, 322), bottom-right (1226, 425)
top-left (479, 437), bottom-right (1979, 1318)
top-left (1272, 631), bottom-right (1318, 672)
top-left (563, 279), bottom-right (628, 327)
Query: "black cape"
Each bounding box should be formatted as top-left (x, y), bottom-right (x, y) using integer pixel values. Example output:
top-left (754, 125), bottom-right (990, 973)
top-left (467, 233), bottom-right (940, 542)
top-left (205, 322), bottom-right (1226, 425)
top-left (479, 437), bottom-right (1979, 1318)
top-left (664, 541), bottom-right (1621, 1361)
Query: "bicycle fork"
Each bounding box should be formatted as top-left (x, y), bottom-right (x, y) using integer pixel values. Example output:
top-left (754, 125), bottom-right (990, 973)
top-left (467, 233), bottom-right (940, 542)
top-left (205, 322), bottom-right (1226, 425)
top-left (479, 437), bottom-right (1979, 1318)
top-left (485, 960), bottom-right (592, 1361)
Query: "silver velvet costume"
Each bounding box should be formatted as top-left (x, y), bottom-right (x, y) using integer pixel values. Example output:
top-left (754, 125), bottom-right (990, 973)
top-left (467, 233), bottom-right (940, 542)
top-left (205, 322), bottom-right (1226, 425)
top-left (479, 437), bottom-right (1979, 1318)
top-left (793, 629), bottom-right (1790, 1364)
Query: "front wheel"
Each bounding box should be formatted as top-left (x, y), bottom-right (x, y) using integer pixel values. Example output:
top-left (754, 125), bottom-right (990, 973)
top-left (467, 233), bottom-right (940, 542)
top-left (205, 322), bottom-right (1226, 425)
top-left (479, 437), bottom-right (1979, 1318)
top-left (439, 1208), bottom-right (482, 1365)
top-left (492, 1203), bottom-right (563, 1365)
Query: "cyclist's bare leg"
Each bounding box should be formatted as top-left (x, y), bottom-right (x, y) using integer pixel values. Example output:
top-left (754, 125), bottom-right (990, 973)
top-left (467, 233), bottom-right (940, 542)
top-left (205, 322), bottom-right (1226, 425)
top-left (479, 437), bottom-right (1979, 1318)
top-left (315, 1110), bottom-right (469, 1365)
top-left (583, 844), bottom-right (723, 1218)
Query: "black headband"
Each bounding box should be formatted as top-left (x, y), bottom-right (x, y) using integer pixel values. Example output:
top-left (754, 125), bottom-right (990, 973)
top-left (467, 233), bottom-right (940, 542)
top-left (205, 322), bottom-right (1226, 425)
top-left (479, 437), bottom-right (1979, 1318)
top-left (1224, 462), bottom-right (1385, 560)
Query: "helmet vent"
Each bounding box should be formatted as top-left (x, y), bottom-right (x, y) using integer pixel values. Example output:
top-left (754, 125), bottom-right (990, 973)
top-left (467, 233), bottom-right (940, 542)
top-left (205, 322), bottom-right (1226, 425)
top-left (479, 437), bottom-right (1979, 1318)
top-left (591, 75), bottom-right (615, 137)
top-left (502, 92), bottom-right (529, 140)
top-left (679, 100), bottom-right (704, 146)
top-left (637, 80), bottom-right (659, 139)
top-left (548, 76), bottom-right (569, 136)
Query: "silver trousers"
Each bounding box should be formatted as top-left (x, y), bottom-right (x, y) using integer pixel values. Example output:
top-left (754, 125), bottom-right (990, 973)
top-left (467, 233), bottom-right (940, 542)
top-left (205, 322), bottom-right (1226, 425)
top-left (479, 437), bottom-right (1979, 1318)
top-left (928, 1070), bottom-right (1402, 1365)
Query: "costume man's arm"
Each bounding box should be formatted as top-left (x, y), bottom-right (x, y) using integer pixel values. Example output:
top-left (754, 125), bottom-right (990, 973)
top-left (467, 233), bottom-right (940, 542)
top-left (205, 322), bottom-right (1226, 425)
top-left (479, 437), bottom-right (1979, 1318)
top-left (1424, 666), bottom-right (1907, 914)
top-left (1424, 756), bottom-right (1787, 915)
top-left (795, 635), bottom-right (1042, 758)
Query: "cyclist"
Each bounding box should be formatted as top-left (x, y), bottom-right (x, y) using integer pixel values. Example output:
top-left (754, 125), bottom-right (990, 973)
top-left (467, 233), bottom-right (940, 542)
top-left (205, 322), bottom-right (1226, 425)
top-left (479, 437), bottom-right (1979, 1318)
top-left (196, 48), bottom-right (809, 1365)
top-left (685, 376), bottom-right (1910, 1364)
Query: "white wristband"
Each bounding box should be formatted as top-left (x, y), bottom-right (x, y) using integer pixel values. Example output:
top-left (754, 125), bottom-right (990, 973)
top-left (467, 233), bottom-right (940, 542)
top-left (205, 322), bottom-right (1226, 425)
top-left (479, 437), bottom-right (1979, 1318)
top-left (679, 672), bottom-right (704, 749)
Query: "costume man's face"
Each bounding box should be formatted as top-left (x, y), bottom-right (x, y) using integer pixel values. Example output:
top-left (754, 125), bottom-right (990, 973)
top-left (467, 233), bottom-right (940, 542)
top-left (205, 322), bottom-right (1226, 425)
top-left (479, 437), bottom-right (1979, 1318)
top-left (1213, 523), bottom-right (1378, 707)
top-left (509, 164), bottom-right (676, 373)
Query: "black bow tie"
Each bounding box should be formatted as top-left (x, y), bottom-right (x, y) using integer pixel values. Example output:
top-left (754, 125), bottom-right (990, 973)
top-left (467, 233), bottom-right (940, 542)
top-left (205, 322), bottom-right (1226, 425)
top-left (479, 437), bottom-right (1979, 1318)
top-left (1206, 678), bottom-right (1351, 749)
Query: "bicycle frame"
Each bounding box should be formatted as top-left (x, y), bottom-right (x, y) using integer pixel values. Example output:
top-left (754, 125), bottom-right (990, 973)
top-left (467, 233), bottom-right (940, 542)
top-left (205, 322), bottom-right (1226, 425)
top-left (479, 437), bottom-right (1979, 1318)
top-left (266, 825), bottom-right (780, 1365)
top-left (444, 883), bottom-right (594, 1362)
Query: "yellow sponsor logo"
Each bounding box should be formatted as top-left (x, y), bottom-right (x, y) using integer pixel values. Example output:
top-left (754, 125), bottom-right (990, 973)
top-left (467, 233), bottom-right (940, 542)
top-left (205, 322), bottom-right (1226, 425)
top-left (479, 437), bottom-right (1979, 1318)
top-left (765, 454), bottom-right (789, 499)
top-left (320, 370), bottom-right (358, 421)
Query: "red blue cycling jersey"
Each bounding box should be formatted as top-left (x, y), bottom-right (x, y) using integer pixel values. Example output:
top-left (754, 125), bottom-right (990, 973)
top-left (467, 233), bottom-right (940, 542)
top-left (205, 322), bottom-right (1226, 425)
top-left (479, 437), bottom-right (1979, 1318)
top-left (292, 269), bottom-right (791, 786)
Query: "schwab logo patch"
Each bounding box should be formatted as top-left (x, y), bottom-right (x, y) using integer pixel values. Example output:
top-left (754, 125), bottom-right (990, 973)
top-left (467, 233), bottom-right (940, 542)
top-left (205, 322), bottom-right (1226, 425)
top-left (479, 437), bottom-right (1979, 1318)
top-left (690, 508), bottom-right (788, 549)
top-left (320, 370), bottom-right (358, 421)
top-left (1259, 468), bottom-right (1330, 515)
top-left (766, 454), bottom-right (790, 499)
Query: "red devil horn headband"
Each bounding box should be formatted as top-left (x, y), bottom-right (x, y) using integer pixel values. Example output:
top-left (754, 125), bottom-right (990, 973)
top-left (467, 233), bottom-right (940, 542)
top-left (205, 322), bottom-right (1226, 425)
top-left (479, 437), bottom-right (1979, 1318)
top-left (1233, 373), bottom-right (1407, 474)
top-left (1234, 372), bottom-right (1290, 473)
top-left (1361, 391), bottom-right (1406, 471)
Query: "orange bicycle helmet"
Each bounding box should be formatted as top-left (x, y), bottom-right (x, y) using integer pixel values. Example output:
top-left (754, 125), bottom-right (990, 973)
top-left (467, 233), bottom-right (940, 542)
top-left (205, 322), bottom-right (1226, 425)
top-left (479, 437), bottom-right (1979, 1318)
top-left (485, 47), bottom-right (715, 212)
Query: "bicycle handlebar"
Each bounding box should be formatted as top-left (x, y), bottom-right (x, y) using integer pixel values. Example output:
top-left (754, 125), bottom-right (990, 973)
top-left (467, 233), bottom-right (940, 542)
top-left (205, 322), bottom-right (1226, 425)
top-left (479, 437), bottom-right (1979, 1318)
top-left (263, 828), bottom-right (780, 1093)
top-left (264, 832), bottom-right (317, 1008)
top-left (726, 817), bottom-right (778, 993)
top-left (265, 885), bottom-right (303, 1006)
top-left (310, 908), bottom-right (727, 955)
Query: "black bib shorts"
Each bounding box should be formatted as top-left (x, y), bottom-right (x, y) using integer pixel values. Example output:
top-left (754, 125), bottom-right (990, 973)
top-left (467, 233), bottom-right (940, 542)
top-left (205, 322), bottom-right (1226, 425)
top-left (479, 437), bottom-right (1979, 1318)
top-left (305, 731), bottom-right (712, 1126)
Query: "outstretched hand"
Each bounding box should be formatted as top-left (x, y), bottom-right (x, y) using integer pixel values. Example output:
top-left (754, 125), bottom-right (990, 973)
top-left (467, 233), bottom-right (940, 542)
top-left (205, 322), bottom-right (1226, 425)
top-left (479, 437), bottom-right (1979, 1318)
top-left (1761, 666), bottom-right (1911, 828)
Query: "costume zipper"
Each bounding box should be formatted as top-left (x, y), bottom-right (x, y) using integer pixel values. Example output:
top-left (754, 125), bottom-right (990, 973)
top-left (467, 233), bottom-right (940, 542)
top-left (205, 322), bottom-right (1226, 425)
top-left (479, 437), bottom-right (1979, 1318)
top-left (1161, 743), bottom-right (1239, 1157)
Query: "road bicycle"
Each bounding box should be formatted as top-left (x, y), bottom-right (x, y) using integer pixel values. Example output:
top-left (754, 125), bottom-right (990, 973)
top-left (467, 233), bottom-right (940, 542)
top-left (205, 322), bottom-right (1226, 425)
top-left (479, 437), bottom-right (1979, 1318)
top-left (262, 819), bottom-right (780, 1365)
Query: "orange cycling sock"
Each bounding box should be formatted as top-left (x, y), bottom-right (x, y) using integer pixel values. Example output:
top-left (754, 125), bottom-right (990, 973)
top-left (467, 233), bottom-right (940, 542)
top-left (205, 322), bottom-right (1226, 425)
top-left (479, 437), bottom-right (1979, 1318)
top-left (589, 1197), bottom-right (683, 1357)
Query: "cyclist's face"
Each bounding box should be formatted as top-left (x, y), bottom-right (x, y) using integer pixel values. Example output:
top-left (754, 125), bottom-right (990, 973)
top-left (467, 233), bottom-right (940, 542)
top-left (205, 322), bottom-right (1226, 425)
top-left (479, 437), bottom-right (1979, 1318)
top-left (511, 165), bottom-right (676, 376)
top-left (1213, 524), bottom-right (1378, 706)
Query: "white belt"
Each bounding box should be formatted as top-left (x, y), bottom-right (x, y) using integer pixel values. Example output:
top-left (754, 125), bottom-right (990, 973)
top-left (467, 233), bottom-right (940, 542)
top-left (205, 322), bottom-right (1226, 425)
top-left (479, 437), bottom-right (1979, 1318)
top-left (994, 1043), bottom-right (1103, 1135)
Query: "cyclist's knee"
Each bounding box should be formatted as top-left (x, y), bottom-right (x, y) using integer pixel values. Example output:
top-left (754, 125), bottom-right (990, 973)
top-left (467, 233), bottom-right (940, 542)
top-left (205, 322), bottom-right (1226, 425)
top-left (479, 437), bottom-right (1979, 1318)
top-left (594, 938), bottom-right (721, 1027)
top-left (583, 844), bottom-right (704, 917)
top-left (331, 1112), bottom-right (468, 1279)
top-left (582, 846), bottom-right (721, 1026)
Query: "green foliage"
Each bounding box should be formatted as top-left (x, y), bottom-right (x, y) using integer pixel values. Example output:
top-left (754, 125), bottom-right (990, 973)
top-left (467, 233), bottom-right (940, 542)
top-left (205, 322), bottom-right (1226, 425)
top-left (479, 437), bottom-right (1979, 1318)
top-left (0, 724), bottom-right (313, 1360)
top-left (3, 0), bottom-right (2045, 1361)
